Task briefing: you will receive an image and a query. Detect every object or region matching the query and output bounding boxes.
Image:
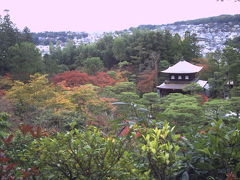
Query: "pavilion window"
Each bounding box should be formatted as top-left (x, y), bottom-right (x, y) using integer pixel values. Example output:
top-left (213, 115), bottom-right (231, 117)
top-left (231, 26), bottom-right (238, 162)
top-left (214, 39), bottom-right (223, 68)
top-left (171, 75), bottom-right (175, 80)
top-left (185, 75), bottom-right (189, 80)
top-left (178, 75), bottom-right (182, 80)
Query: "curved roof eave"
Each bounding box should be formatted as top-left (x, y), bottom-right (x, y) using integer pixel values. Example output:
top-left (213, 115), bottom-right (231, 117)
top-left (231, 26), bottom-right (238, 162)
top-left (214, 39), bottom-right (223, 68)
top-left (161, 60), bottom-right (203, 74)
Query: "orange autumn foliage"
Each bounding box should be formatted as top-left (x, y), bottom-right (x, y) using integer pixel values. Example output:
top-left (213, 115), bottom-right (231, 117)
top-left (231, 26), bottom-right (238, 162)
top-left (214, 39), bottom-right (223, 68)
top-left (18, 124), bottom-right (50, 138)
top-left (52, 71), bottom-right (91, 87)
top-left (193, 58), bottom-right (209, 72)
top-left (52, 71), bottom-right (126, 88)
top-left (137, 70), bottom-right (157, 93)
top-left (68, 84), bottom-right (117, 121)
top-left (118, 125), bottom-right (142, 138)
top-left (196, 94), bottom-right (209, 105)
top-left (93, 72), bottom-right (124, 87)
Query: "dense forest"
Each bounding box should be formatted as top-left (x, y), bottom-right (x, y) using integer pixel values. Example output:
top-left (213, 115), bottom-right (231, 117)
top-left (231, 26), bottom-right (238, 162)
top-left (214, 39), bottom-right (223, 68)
top-left (0, 13), bottom-right (240, 180)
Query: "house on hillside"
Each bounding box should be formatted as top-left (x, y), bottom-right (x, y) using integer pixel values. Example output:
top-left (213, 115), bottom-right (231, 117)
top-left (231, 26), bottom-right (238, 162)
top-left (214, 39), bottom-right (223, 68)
top-left (156, 60), bottom-right (209, 97)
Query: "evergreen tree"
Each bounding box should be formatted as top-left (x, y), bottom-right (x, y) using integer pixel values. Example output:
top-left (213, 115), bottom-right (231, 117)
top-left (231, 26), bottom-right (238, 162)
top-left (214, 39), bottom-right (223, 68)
top-left (182, 31), bottom-right (200, 61)
top-left (96, 34), bottom-right (116, 68)
top-left (0, 12), bottom-right (20, 74)
top-left (20, 26), bottom-right (33, 43)
top-left (7, 42), bottom-right (44, 80)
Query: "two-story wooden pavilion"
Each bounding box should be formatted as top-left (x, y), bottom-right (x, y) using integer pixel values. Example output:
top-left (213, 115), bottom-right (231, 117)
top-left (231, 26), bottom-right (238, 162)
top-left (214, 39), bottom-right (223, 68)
top-left (157, 60), bottom-right (209, 97)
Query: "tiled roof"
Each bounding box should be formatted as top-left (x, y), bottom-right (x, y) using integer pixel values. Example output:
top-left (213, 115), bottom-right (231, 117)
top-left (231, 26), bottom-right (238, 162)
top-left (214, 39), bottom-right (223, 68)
top-left (157, 80), bottom-right (208, 90)
top-left (196, 80), bottom-right (208, 88)
top-left (157, 83), bottom-right (187, 90)
top-left (161, 60), bottom-right (203, 74)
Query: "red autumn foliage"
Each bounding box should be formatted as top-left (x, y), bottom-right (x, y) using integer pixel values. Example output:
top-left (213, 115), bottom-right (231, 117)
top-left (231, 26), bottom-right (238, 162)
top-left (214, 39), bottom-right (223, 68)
top-left (118, 126), bottom-right (130, 137)
top-left (0, 89), bottom-right (6, 97)
top-left (21, 167), bottom-right (39, 178)
top-left (0, 125), bottom-right (46, 179)
top-left (226, 172), bottom-right (236, 180)
top-left (52, 71), bottom-right (126, 88)
top-left (3, 135), bottom-right (14, 145)
top-left (137, 70), bottom-right (157, 93)
top-left (0, 157), bottom-right (10, 163)
top-left (135, 131), bottom-right (142, 138)
top-left (0, 148), bottom-right (38, 179)
top-left (92, 72), bottom-right (118, 87)
top-left (118, 125), bottom-right (142, 138)
top-left (0, 150), bottom-right (17, 179)
top-left (5, 163), bottom-right (17, 171)
top-left (87, 120), bottom-right (107, 127)
top-left (18, 124), bottom-right (49, 138)
top-left (52, 71), bottom-right (91, 87)
top-left (19, 124), bottom-right (33, 136)
top-left (21, 170), bottom-right (31, 178)
top-left (3, 73), bottom-right (12, 78)
top-left (30, 126), bottom-right (49, 138)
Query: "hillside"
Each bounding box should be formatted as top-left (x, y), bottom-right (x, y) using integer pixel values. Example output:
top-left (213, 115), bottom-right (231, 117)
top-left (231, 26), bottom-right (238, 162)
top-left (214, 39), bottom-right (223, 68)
top-left (132, 14), bottom-right (240, 55)
top-left (173, 14), bottom-right (240, 25)
top-left (34, 14), bottom-right (240, 55)
top-left (1, 10), bottom-right (240, 180)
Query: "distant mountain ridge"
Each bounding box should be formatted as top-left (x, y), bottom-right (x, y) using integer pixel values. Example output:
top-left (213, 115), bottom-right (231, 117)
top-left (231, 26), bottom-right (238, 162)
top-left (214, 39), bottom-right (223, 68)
top-left (133, 14), bottom-right (240, 30)
top-left (173, 14), bottom-right (240, 25)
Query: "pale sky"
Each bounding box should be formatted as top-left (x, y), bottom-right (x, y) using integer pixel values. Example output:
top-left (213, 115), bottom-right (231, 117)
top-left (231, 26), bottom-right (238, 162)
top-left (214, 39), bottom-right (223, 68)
top-left (0, 0), bottom-right (239, 32)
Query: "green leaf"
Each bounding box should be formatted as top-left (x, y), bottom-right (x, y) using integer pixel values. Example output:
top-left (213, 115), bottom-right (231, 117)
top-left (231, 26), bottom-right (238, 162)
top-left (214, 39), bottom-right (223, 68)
top-left (199, 147), bottom-right (211, 156)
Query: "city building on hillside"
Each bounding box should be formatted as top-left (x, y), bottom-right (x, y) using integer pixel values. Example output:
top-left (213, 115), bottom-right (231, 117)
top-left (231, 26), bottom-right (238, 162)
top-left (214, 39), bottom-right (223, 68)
top-left (157, 60), bottom-right (209, 97)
